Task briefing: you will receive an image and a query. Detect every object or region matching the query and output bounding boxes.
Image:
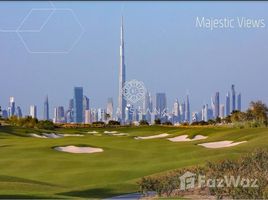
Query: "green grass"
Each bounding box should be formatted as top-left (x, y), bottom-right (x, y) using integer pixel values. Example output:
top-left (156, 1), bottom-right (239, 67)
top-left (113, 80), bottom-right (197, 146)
top-left (0, 125), bottom-right (267, 199)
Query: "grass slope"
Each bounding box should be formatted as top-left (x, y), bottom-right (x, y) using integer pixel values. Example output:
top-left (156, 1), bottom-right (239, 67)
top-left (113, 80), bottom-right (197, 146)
top-left (0, 125), bottom-right (267, 198)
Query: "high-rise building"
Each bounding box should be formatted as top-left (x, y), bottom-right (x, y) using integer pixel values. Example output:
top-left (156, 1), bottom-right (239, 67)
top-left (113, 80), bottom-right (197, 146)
top-left (173, 98), bottom-right (180, 123)
top-left (97, 108), bottom-right (105, 122)
top-left (118, 16), bottom-right (127, 124)
top-left (180, 101), bottom-right (186, 122)
top-left (231, 84), bottom-right (236, 112)
top-left (237, 93), bottom-right (241, 111)
top-left (202, 104), bottom-right (209, 122)
top-left (83, 96), bottom-right (89, 122)
top-left (8, 97), bottom-right (15, 117)
top-left (53, 106), bottom-right (65, 123)
top-left (44, 95), bottom-right (49, 120)
top-left (69, 98), bottom-right (74, 110)
top-left (106, 98), bottom-right (113, 120)
top-left (30, 105), bottom-right (37, 119)
top-left (84, 109), bottom-right (91, 124)
top-left (220, 104), bottom-right (225, 119)
top-left (73, 87), bottom-right (83, 123)
top-left (1, 109), bottom-right (8, 119)
top-left (155, 93), bottom-right (167, 121)
top-left (214, 92), bottom-right (220, 118)
top-left (185, 95), bottom-right (190, 122)
top-left (15, 106), bottom-right (23, 118)
top-left (225, 92), bottom-right (230, 116)
top-left (143, 92), bottom-right (153, 123)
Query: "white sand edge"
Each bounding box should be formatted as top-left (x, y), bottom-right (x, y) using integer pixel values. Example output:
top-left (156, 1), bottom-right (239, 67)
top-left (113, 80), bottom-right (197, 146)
top-left (104, 131), bottom-right (118, 134)
top-left (54, 145), bottom-right (103, 154)
top-left (198, 141), bottom-right (247, 149)
top-left (87, 131), bottom-right (99, 134)
top-left (168, 135), bottom-right (207, 142)
top-left (135, 133), bottom-right (169, 140)
top-left (112, 133), bottom-right (128, 136)
top-left (30, 133), bottom-right (83, 138)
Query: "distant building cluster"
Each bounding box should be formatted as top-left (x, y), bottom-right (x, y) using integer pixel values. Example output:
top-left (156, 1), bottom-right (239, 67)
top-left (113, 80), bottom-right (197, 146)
top-left (0, 18), bottom-right (242, 125)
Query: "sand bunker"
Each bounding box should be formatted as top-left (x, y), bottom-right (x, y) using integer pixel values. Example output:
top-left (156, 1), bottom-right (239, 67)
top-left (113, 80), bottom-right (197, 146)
top-left (112, 133), bottom-right (128, 136)
top-left (30, 133), bottom-right (83, 138)
top-left (54, 145), bottom-right (103, 154)
top-left (198, 141), bottom-right (247, 149)
top-left (168, 135), bottom-right (207, 142)
top-left (87, 131), bottom-right (98, 134)
top-left (30, 134), bottom-right (47, 138)
top-left (104, 131), bottom-right (118, 134)
top-left (135, 133), bottom-right (169, 140)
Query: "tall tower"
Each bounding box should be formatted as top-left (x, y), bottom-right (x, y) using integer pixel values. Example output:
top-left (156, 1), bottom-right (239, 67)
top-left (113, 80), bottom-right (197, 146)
top-left (185, 94), bottom-right (190, 123)
top-left (118, 16), bottom-right (126, 124)
top-left (44, 95), bottom-right (49, 120)
top-left (231, 84), bottom-right (236, 112)
top-left (214, 92), bottom-right (220, 118)
top-left (237, 93), bottom-right (241, 111)
top-left (73, 87), bottom-right (83, 123)
top-left (225, 92), bottom-right (230, 116)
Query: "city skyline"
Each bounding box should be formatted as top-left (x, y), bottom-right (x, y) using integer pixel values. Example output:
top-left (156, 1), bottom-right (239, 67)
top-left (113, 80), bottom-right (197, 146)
top-left (1, 2), bottom-right (268, 119)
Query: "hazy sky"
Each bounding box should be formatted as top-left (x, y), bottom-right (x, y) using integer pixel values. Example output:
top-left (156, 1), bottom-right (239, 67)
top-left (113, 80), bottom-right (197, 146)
top-left (1, 1), bottom-right (268, 118)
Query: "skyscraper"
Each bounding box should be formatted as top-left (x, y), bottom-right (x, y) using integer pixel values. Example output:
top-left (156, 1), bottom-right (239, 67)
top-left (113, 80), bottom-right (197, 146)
top-left (106, 98), bottom-right (114, 120)
top-left (83, 96), bottom-right (89, 122)
top-left (118, 16), bottom-right (127, 124)
top-left (225, 92), bottom-right (230, 116)
top-left (53, 106), bottom-right (65, 123)
top-left (156, 93), bottom-right (167, 121)
top-left (73, 87), bottom-right (83, 123)
top-left (84, 110), bottom-right (91, 124)
top-left (30, 105), bottom-right (37, 119)
top-left (15, 106), bottom-right (22, 118)
top-left (173, 98), bottom-right (180, 123)
top-left (185, 94), bottom-right (190, 122)
top-left (8, 97), bottom-right (15, 117)
top-left (44, 95), bottom-right (49, 120)
top-left (220, 104), bottom-right (225, 119)
top-left (214, 92), bottom-right (220, 118)
top-left (237, 93), bottom-right (241, 111)
top-left (231, 84), bottom-right (236, 112)
top-left (180, 101), bottom-right (186, 122)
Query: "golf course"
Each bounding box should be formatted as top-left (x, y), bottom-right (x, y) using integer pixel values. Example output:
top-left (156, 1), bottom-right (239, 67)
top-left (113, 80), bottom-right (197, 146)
top-left (0, 125), bottom-right (267, 199)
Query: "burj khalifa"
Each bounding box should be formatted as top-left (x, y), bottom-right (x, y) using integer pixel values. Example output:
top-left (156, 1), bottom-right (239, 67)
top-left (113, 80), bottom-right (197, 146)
top-left (118, 16), bottom-right (126, 123)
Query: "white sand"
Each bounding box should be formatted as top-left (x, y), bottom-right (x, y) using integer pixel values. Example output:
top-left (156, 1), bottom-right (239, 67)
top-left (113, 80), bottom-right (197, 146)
top-left (61, 134), bottom-right (84, 137)
top-left (30, 134), bottom-right (47, 138)
top-left (104, 131), bottom-right (118, 134)
top-left (198, 141), bottom-right (247, 149)
top-left (168, 135), bottom-right (208, 142)
top-left (54, 145), bottom-right (103, 154)
top-left (30, 133), bottom-right (83, 138)
top-left (135, 133), bottom-right (169, 140)
top-left (87, 131), bottom-right (98, 134)
top-left (112, 133), bottom-right (128, 136)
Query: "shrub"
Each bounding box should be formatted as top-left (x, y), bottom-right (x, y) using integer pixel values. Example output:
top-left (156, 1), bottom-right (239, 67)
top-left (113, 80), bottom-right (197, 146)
top-left (138, 148), bottom-right (268, 199)
top-left (139, 120), bottom-right (149, 126)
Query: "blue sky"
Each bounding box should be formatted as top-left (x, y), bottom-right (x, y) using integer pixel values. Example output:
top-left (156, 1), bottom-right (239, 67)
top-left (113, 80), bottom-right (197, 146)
top-left (0, 1), bottom-right (268, 118)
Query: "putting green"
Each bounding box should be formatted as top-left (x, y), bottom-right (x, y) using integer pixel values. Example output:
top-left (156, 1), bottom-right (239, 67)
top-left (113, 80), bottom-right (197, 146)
top-left (0, 125), bottom-right (267, 198)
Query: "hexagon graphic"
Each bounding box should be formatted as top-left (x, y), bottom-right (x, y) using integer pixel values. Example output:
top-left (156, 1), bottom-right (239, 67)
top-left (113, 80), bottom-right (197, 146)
top-left (17, 8), bottom-right (84, 53)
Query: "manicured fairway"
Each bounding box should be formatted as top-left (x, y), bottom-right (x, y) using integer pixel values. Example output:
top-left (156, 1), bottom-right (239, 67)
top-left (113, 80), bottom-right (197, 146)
top-left (0, 125), bottom-right (267, 198)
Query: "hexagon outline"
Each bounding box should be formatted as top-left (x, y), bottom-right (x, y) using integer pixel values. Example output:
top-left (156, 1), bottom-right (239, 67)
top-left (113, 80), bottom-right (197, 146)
top-left (17, 8), bottom-right (85, 54)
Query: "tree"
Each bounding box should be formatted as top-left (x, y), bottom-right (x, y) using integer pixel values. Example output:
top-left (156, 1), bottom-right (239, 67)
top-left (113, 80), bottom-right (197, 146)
top-left (162, 121), bottom-right (173, 126)
top-left (139, 120), bottom-right (149, 126)
top-left (108, 120), bottom-right (120, 126)
top-left (36, 120), bottom-right (55, 130)
top-left (248, 101), bottom-right (268, 125)
top-left (154, 118), bottom-right (161, 125)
